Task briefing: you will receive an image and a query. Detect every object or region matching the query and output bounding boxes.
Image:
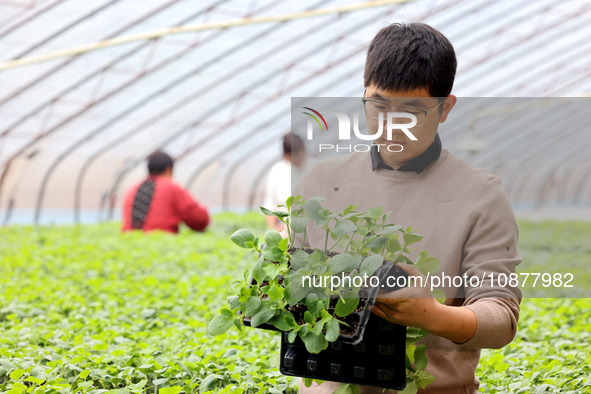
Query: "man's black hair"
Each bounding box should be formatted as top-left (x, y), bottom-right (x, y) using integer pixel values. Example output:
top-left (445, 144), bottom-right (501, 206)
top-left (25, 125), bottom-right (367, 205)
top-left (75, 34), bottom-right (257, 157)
top-left (147, 151), bottom-right (174, 175)
top-left (283, 133), bottom-right (305, 156)
top-left (364, 23), bottom-right (457, 98)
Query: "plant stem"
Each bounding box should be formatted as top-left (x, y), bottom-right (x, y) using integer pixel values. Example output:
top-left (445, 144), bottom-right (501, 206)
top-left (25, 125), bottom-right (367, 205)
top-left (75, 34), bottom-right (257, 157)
top-left (324, 228), bottom-right (329, 254)
top-left (393, 246), bottom-right (405, 263)
top-left (328, 235), bottom-right (343, 251)
top-left (336, 319), bottom-right (352, 329)
top-left (283, 217), bottom-right (292, 247)
top-left (302, 228), bottom-right (307, 248)
top-left (343, 236), bottom-right (354, 254)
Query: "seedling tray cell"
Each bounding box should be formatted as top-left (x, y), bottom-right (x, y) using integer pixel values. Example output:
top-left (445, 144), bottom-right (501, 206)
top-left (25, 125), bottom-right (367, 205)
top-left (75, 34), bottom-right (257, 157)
top-left (280, 315), bottom-right (407, 390)
top-left (279, 263), bottom-right (408, 390)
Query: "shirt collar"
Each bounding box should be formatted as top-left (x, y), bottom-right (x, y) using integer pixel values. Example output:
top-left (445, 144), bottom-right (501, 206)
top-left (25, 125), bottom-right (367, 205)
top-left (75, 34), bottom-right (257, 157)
top-left (370, 133), bottom-right (442, 174)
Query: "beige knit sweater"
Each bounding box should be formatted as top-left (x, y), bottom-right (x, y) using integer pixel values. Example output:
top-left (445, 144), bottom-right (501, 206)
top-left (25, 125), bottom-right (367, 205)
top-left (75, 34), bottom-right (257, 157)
top-left (294, 149), bottom-right (522, 394)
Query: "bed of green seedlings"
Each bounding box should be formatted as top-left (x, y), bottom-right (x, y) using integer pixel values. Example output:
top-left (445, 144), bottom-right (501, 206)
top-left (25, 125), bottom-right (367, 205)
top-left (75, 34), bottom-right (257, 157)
top-left (0, 214), bottom-right (589, 393)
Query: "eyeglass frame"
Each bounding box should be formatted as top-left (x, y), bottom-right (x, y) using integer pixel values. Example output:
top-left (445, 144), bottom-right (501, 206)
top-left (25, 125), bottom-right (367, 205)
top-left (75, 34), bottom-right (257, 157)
top-left (361, 93), bottom-right (444, 121)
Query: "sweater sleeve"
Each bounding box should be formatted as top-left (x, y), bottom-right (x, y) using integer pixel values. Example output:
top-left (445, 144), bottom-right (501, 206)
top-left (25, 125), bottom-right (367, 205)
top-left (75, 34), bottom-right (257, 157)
top-left (459, 176), bottom-right (522, 349)
top-left (174, 186), bottom-right (210, 232)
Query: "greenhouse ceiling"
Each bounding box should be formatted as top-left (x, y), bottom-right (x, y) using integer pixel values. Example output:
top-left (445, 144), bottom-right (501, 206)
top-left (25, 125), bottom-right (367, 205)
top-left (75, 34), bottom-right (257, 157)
top-left (0, 0), bottom-right (590, 224)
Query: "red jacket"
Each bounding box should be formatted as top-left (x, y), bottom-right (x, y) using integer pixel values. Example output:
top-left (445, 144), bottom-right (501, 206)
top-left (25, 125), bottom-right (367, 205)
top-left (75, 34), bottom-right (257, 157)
top-left (122, 176), bottom-right (209, 234)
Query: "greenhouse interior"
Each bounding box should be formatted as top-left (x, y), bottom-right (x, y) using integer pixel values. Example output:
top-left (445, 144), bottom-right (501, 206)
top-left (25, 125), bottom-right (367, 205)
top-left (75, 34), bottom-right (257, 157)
top-left (0, 0), bottom-right (590, 393)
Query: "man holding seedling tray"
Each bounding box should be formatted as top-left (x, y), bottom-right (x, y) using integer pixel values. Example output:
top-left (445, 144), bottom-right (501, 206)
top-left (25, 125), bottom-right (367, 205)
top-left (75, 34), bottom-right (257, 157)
top-left (294, 23), bottom-right (521, 394)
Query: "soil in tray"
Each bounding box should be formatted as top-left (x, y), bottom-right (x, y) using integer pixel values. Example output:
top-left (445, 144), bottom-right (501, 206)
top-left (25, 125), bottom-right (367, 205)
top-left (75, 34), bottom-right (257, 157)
top-left (288, 304), bottom-right (361, 336)
top-left (337, 313), bottom-right (360, 336)
top-left (255, 276), bottom-right (285, 288)
top-left (288, 304), bottom-right (308, 325)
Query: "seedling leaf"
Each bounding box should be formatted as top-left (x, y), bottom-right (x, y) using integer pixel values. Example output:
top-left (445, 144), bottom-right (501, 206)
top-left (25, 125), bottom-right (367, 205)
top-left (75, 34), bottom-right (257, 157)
top-left (208, 314), bottom-right (234, 336)
top-left (230, 229), bottom-right (255, 248)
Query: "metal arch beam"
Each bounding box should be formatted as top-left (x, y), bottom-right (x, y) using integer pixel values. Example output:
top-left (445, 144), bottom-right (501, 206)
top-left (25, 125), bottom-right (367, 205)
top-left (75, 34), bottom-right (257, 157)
top-left (0, 0), bottom-right (131, 106)
top-left (512, 127), bottom-right (587, 204)
top-left (395, 98), bottom-right (586, 208)
top-left (452, 0), bottom-right (586, 92)
top-left (451, 0), bottom-right (561, 71)
top-left (101, 15), bottom-right (382, 217)
top-left (247, 155), bottom-right (280, 209)
top-left (465, 100), bottom-right (573, 203)
top-left (0, 0), bottom-right (66, 39)
top-left (177, 1), bottom-right (470, 169)
top-left (103, 0), bottom-right (467, 217)
top-left (449, 98), bottom-right (566, 180)
top-left (213, 70), bottom-right (362, 209)
top-left (10, 0), bottom-right (122, 60)
top-left (430, 10), bottom-right (591, 159)
top-left (559, 155), bottom-right (591, 204)
top-left (64, 0), bottom-right (332, 222)
top-left (218, 72), bottom-right (360, 209)
top-left (245, 84), bottom-right (362, 210)
top-left (35, 0), bottom-right (287, 224)
top-left (494, 103), bottom-right (583, 200)
top-left (402, 99), bottom-right (588, 209)
top-left (0, 0), bottom-right (191, 207)
top-left (214, 24), bottom-right (591, 212)
top-left (459, 4), bottom-right (589, 91)
top-left (32, 0), bottom-right (282, 224)
top-left (573, 158), bottom-right (591, 204)
top-left (105, 43), bottom-right (364, 218)
top-left (9, 0), bottom-right (300, 217)
top-left (183, 65), bottom-right (363, 193)
top-left (492, 104), bottom-right (588, 205)
top-left (470, 21), bottom-right (591, 96)
top-left (0, 0), bottom-right (226, 141)
top-left (1, 0), bottom-right (228, 209)
top-left (543, 63), bottom-right (591, 96)
top-left (512, 126), bottom-right (591, 207)
top-left (0, 0), bottom-right (417, 70)
top-left (462, 98), bottom-right (547, 171)
top-left (238, 0), bottom-right (528, 207)
top-left (451, 0), bottom-right (556, 55)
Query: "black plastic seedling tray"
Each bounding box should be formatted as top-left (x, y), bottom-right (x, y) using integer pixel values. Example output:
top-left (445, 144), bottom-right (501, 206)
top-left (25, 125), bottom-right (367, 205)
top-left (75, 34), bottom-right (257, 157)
top-left (280, 314), bottom-right (407, 390)
top-left (243, 262), bottom-right (409, 389)
top-left (278, 263), bottom-right (408, 390)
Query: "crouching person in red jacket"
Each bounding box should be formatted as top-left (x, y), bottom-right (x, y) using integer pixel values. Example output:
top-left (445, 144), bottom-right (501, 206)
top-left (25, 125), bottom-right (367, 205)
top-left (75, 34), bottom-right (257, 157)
top-left (122, 151), bottom-right (210, 234)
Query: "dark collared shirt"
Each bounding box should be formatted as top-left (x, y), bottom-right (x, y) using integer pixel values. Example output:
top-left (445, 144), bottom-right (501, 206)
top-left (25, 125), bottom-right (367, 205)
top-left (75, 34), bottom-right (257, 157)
top-left (370, 133), bottom-right (442, 174)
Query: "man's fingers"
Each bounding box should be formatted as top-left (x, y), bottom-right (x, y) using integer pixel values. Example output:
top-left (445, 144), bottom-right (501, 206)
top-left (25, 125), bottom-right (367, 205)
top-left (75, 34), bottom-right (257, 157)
top-left (371, 304), bottom-right (388, 320)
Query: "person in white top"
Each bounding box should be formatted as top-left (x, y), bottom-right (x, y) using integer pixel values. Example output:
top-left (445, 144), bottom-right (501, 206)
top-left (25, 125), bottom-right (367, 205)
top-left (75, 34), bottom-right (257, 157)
top-left (263, 133), bottom-right (313, 231)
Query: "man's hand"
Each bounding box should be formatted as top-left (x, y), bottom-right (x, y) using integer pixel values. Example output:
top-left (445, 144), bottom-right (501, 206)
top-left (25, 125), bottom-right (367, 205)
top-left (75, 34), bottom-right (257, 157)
top-left (372, 263), bottom-right (478, 344)
top-left (373, 263), bottom-right (442, 329)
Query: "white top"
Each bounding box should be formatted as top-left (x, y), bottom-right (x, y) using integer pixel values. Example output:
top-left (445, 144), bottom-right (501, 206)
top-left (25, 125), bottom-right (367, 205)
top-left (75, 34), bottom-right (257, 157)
top-left (263, 158), bottom-right (315, 210)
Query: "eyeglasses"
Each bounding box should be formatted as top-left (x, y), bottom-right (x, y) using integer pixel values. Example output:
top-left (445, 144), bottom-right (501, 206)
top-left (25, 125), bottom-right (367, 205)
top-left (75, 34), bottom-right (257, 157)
top-left (361, 94), bottom-right (443, 124)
